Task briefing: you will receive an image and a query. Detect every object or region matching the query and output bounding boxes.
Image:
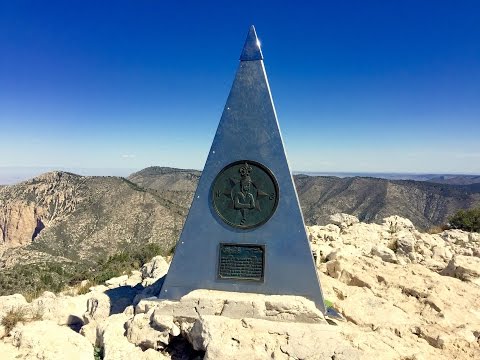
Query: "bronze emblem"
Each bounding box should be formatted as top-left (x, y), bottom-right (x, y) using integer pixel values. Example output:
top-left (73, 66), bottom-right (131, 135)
top-left (212, 161), bottom-right (278, 229)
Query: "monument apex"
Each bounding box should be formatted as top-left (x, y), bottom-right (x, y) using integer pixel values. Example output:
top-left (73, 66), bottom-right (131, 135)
top-left (160, 26), bottom-right (326, 313)
top-left (240, 25), bottom-right (263, 61)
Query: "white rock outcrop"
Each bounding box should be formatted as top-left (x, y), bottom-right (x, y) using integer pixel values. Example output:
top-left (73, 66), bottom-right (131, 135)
top-left (442, 255), bottom-right (480, 285)
top-left (0, 294), bottom-right (28, 320)
top-left (329, 213), bottom-right (359, 228)
top-left (11, 320), bottom-right (93, 360)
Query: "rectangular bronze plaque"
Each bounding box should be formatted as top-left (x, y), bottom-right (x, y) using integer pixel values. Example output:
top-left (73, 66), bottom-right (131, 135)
top-left (218, 244), bottom-right (264, 281)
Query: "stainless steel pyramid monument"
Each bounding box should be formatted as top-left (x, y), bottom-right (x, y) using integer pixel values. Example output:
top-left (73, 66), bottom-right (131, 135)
top-left (160, 26), bottom-right (326, 312)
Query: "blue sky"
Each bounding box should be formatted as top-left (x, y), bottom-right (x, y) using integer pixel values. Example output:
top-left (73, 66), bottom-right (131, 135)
top-left (1, 0), bottom-right (479, 175)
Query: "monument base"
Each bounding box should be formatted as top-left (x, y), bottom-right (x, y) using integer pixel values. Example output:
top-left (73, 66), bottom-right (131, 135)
top-left (137, 289), bottom-right (326, 324)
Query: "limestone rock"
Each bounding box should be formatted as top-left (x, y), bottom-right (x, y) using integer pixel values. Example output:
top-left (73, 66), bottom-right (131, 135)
top-left (105, 274), bottom-right (129, 288)
top-left (11, 320), bottom-right (93, 360)
top-left (329, 213), bottom-right (359, 228)
top-left (0, 294), bottom-right (27, 320)
top-left (0, 341), bottom-right (20, 359)
top-left (83, 291), bottom-right (111, 324)
top-left (79, 320), bottom-right (98, 346)
top-left (327, 245), bottom-right (362, 261)
top-left (0, 325), bottom-right (6, 339)
top-left (383, 215), bottom-right (416, 232)
top-left (468, 232), bottom-right (480, 243)
top-left (310, 243), bottom-right (334, 265)
top-left (141, 256), bottom-right (169, 283)
top-left (441, 229), bottom-right (470, 244)
top-left (395, 231), bottom-right (417, 255)
top-left (321, 252), bottom-right (480, 360)
top-left (137, 290), bottom-right (326, 324)
top-left (371, 245), bottom-right (398, 263)
top-left (442, 255), bottom-right (480, 285)
top-left (28, 291), bottom-right (90, 326)
top-left (308, 224), bottom-right (340, 243)
top-left (126, 270), bottom-right (143, 287)
top-left (98, 313), bottom-right (168, 360)
top-left (187, 315), bottom-right (362, 360)
top-left (125, 310), bottom-right (170, 350)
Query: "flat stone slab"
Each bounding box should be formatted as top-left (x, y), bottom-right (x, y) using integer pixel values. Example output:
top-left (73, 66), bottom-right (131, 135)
top-left (137, 289), bottom-right (326, 324)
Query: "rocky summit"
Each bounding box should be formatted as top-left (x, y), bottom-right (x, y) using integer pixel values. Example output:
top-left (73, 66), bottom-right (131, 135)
top-left (0, 214), bottom-right (479, 360)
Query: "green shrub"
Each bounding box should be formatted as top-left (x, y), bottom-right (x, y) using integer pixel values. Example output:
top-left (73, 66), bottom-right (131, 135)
top-left (91, 243), bottom-right (164, 284)
top-left (448, 207), bottom-right (480, 232)
top-left (0, 243), bottom-right (166, 297)
top-left (94, 346), bottom-right (104, 360)
top-left (324, 299), bottom-right (334, 309)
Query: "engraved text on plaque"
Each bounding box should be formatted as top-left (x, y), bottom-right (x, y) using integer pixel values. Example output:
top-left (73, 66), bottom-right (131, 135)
top-left (218, 244), bottom-right (264, 281)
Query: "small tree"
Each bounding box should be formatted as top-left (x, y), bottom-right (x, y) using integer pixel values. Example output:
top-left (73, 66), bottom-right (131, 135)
top-left (448, 207), bottom-right (480, 232)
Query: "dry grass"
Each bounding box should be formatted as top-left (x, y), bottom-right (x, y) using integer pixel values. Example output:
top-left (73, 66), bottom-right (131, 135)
top-left (24, 289), bottom-right (43, 303)
top-left (1, 305), bottom-right (44, 336)
top-left (427, 225), bottom-right (448, 234)
top-left (76, 280), bottom-right (94, 295)
top-left (1, 307), bottom-right (28, 333)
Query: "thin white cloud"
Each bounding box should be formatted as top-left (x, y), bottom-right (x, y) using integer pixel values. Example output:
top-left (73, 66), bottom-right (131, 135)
top-left (455, 153), bottom-right (480, 159)
top-left (121, 154), bottom-right (136, 159)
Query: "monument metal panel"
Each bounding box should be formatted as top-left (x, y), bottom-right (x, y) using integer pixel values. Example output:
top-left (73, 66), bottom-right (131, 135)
top-left (160, 26), bottom-right (326, 313)
top-left (218, 243), bottom-right (264, 281)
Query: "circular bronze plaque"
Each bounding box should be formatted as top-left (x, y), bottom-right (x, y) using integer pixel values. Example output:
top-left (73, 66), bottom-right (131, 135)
top-left (212, 161), bottom-right (278, 229)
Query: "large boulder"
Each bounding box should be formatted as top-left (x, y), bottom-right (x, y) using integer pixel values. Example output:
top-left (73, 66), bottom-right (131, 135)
top-left (442, 255), bottom-right (480, 285)
top-left (308, 224), bottom-right (341, 243)
top-left (0, 342), bottom-right (21, 359)
top-left (141, 256), bottom-right (169, 285)
top-left (187, 315), bottom-right (362, 360)
top-left (0, 294), bottom-right (28, 320)
top-left (383, 215), bottom-right (416, 232)
top-left (83, 291), bottom-right (112, 325)
top-left (441, 229), bottom-right (470, 245)
top-left (329, 213), bottom-right (359, 229)
top-left (28, 291), bottom-right (90, 326)
top-left (395, 231), bottom-right (417, 255)
top-left (125, 309), bottom-right (170, 350)
top-left (97, 313), bottom-right (168, 360)
top-left (10, 320), bottom-right (93, 360)
top-left (371, 245), bottom-right (398, 263)
top-left (105, 275), bottom-right (129, 288)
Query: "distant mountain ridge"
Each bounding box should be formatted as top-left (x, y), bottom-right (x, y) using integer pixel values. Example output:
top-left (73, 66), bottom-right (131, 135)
top-left (1, 166), bottom-right (479, 295)
top-left (426, 175), bottom-right (480, 185)
top-left (3, 167), bottom-right (480, 186)
top-left (128, 167), bottom-right (480, 230)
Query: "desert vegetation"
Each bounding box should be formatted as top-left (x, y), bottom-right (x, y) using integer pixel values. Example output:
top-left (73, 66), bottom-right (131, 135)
top-left (0, 243), bottom-right (165, 298)
top-left (449, 206), bottom-right (480, 232)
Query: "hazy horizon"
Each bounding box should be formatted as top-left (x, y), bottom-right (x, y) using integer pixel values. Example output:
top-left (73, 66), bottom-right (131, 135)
top-left (1, 166), bottom-right (479, 186)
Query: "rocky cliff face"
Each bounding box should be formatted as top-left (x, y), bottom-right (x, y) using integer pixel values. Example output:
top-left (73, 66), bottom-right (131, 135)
top-left (0, 172), bottom-right (186, 268)
top-left (0, 172), bottom-right (83, 248)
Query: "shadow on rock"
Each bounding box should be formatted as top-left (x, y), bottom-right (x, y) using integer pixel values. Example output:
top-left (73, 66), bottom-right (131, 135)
top-left (104, 275), bottom-right (166, 315)
top-left (105, 284), bottom-right (144, 315)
